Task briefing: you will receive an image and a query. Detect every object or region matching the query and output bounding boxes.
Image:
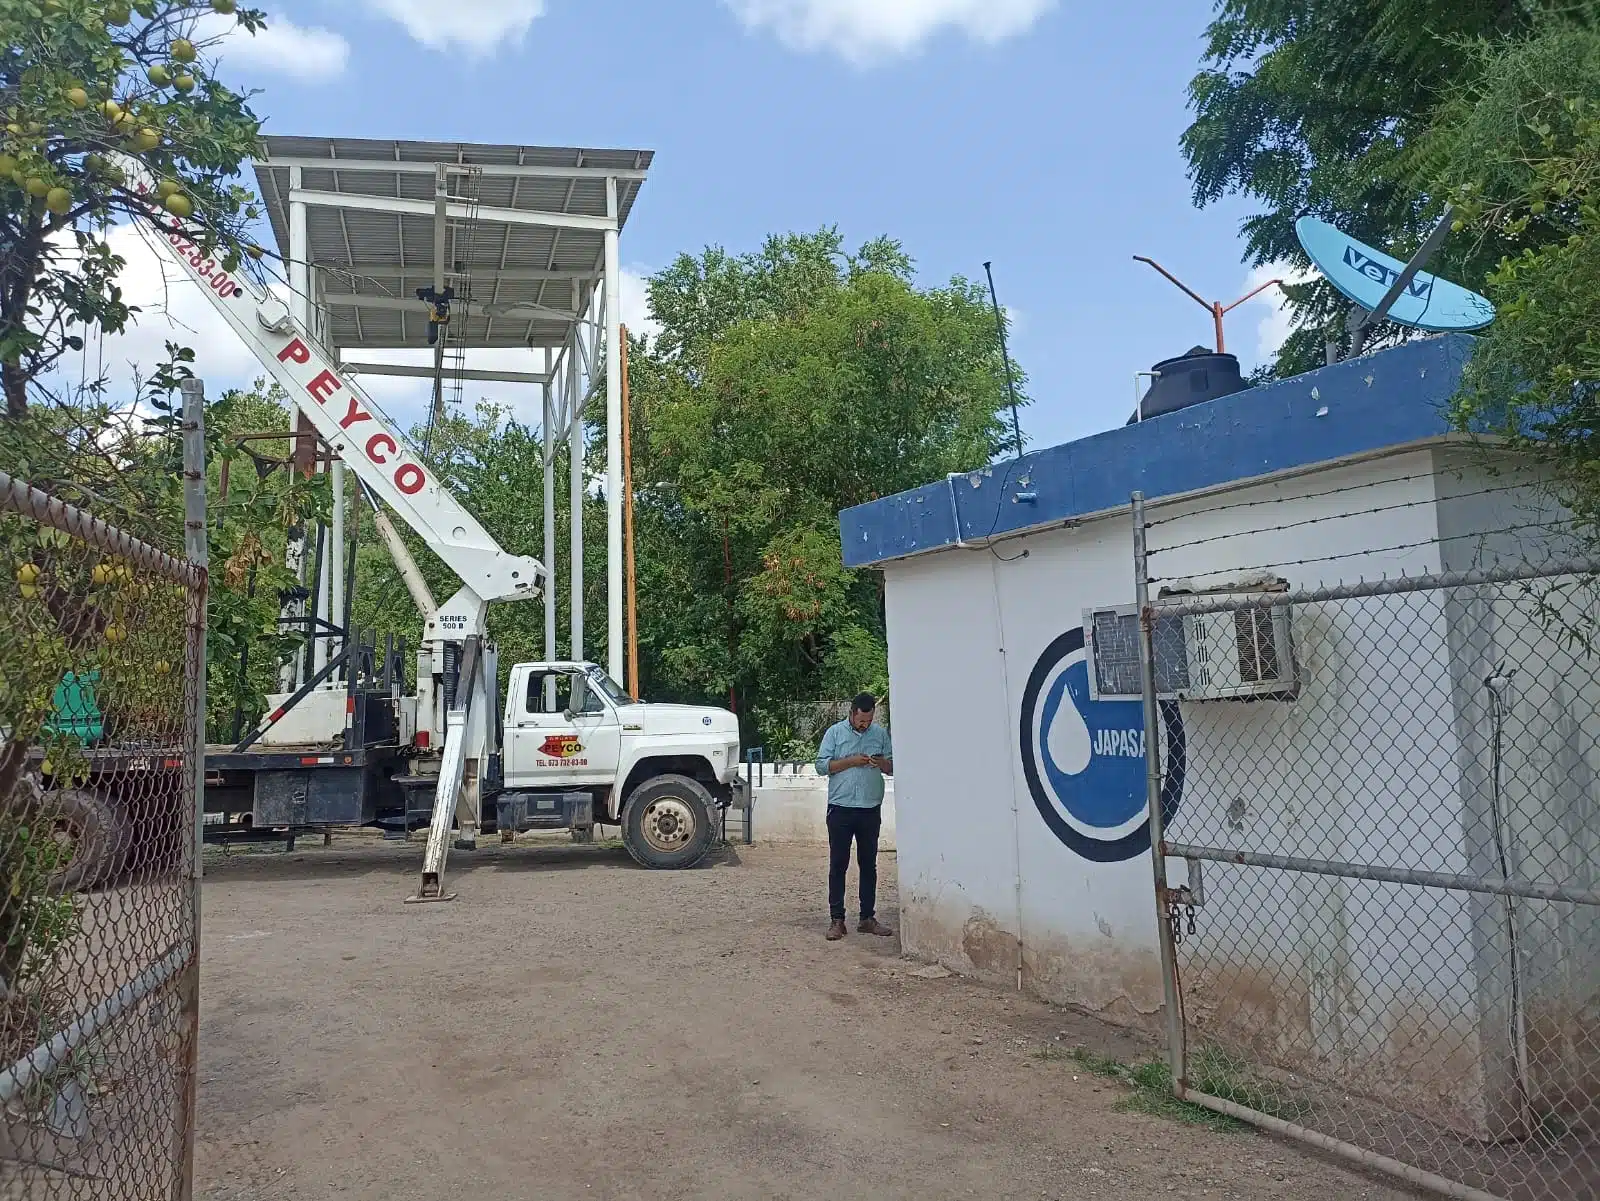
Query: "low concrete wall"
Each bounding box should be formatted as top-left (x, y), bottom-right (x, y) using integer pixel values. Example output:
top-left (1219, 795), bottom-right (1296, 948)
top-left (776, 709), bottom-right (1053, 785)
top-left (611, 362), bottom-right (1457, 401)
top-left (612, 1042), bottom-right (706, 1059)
top-left (739, 763), bottom-right (896, 849)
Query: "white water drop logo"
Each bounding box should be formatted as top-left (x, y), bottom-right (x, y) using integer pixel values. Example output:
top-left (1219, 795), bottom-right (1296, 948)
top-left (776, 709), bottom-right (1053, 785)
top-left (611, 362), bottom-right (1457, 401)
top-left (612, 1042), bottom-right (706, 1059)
top-left (1046, 678), bottom-right (1091, 775)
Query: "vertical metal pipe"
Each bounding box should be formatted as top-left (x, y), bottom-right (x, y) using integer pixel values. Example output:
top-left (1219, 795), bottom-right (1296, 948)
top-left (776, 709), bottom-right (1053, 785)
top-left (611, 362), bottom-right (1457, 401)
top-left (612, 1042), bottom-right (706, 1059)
top-left (330, 460), bottom-right (345, 678)
top-left (621, 326), bottom-right (639, 697)
top-left (570, 284), bottom-right (585, 663)
top-left (1133, 491), bottom-right (1186, 1093)
top-left (313, 518), bottom-right (330, 678)
top-left (604, 177), bottom-right (624, 681)
top-left (178, 378), bottom-right (208, 1201)
top-left (282, 167), bottom-right (310, 693)
top-left (544, 347), bottom-right (557, 692)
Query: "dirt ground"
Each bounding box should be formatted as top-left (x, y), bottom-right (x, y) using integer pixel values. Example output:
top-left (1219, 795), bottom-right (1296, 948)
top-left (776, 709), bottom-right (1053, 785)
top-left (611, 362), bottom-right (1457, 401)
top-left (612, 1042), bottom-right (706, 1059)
top-left (196, 837), bottom-right (1418, 1201)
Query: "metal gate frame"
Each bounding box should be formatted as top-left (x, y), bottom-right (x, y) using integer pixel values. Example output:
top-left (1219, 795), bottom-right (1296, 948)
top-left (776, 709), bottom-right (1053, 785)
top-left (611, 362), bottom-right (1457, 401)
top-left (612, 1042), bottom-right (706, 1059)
top-left (0, 379), bottom-right (207, 1199)
top-left (1129, 489), bottom-right (1600, 1201)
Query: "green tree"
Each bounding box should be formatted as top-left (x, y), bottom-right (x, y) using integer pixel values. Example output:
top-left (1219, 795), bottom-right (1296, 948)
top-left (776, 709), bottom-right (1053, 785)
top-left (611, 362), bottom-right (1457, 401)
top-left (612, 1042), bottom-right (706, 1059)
top-left (1, 0), bottom-right (269, 418)
top-left (347, 398), bottom-right (601, 703)
top-left (1180, 0), bottom-right (1576, 374)
top-left (346, 231), bottom-right (1019, 755)
top-left (1435, 25), bottom-right (1600, 523)
top-left (628, 229), bottom-right (1017, 747)
top-left (201, 379), bottom-right (326, 739)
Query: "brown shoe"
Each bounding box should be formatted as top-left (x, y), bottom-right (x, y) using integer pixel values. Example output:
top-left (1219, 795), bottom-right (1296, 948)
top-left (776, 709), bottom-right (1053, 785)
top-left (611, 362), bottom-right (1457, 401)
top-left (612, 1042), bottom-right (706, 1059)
top-left (826, 919), bottom-right (847, 941)
top-left (858, 918), bottom-right (894, 937)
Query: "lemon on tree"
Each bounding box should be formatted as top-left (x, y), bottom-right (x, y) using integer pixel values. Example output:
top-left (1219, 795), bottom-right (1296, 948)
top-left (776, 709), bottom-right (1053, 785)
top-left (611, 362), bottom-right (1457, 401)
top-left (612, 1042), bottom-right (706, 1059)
top-left (147, 64), bottom-right (172, 89)
top-left (211, 0), bottom-right (236, 11)
top-left (132, 126), bottom-right (161, 152)
top-left (171, 39), bottom-right (197, 64)
top-left (156, 178), bottom-right (179, 199)
top-left (24, 176), bottom-right (50, 199)
top-left (173, 74), bottom-right (195, 94)
top-left (45, 187), bottom-right (71, 215)
top-left (65, 87), bottom-right (89, 109)
top-left (164, 192), bottom-right (193, 219)
top-left (91, 563), bottom-right (131, 586)
top-left (15, 563), bottom-right (39, 586)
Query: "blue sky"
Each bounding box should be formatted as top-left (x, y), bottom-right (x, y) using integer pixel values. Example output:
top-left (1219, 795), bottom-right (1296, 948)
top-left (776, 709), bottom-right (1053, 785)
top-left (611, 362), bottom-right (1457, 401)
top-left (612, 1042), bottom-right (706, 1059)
top-left (103, 0), bottom-right (1294, 453)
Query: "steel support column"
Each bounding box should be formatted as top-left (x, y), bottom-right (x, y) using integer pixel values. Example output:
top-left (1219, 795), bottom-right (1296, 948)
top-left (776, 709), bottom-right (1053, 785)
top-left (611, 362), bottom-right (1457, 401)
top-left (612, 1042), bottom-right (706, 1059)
top-left (569, 288), bottom-right (584, 664)
top-left (604, 177), bottom-right (623, 681)
top-left (283, 167), bottom-right (310, 691)
top-left (543, 348), bottom-right (557, 680)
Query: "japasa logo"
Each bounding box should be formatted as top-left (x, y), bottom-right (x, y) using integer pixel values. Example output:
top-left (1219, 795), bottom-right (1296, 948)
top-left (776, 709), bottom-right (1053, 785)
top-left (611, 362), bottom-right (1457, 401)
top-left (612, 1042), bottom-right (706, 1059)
top-left (539, 735), bottom-right (585, 759)
top-left (1342, 245), bottom-right (1433, 302)
top-left (1018, 628), bottom-right (1184, 863)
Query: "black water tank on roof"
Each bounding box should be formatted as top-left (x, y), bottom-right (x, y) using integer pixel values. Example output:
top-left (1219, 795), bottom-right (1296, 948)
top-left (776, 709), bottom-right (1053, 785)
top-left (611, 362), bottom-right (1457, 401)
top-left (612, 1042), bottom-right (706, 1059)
top-left (1128, 346), bottom-right (1246, 424)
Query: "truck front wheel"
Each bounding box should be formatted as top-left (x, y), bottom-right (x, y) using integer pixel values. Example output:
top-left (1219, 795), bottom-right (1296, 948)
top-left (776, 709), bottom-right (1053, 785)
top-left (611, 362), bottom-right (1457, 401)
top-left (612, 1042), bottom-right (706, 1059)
top-left (621, 775), bottom-right (715, 870)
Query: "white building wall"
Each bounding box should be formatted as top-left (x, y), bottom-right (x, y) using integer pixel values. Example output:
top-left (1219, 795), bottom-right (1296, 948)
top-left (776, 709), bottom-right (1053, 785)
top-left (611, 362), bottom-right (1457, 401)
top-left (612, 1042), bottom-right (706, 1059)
top-left (1433, 449), bottom-right (1600, 1132)
top-left (882, 449), bottom-right (1533, 1129)
top-left (886, 548), bottom-right (1026, 985)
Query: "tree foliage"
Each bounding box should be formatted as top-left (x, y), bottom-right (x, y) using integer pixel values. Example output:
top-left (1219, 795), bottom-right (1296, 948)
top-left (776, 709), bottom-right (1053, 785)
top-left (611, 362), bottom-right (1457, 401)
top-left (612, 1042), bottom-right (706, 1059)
top-left (0, 375), bottom-right (325, 745)
top-left (1439, 26), bottom-right (1600, 523)
top-left (1181, 0), bottom-right (1576, 374)
top-left (630, 229), bottom-right (1016, 747)
top-left (1, 0), bottom-right (268, 417)
top-left (342, 230), bottom-right (1019, 754)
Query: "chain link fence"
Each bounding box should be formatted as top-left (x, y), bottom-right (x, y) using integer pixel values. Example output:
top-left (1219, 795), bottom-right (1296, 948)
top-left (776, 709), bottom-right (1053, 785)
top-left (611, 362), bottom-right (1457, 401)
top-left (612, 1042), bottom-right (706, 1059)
top-left (0, 389), bottom-right (206, 1198)
top-left (1129, 485), bottom-right (1600, 1201)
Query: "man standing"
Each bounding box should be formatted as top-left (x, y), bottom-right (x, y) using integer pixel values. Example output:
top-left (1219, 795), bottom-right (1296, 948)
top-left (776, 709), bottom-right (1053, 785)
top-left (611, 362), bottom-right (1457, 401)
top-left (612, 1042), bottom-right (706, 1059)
top-left (815, 693), bottom-right (894, 941)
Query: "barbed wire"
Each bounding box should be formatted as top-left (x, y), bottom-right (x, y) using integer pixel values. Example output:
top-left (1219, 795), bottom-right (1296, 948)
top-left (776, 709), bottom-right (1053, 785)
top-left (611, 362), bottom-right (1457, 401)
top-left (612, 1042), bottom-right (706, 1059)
top-left (1145, 518), bottom-right (1575, 584)
top-left (1146, 481), bottom-right (1558, 557)
top-left (1145, 469), bottom-right (1552, 529)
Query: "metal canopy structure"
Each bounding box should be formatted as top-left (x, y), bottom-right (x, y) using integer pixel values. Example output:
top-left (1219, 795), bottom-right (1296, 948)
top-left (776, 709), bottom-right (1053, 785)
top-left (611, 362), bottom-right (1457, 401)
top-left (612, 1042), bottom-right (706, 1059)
top-left (251, 136), bottom-right (653, 684)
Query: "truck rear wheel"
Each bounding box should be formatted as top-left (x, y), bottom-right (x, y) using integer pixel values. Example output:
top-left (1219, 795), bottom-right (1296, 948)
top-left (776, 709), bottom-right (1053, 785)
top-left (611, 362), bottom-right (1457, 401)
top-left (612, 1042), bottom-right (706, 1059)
top-left (43, 789), bottom-right (126, 894)
top-left (621, 774), bottom-right (715, 870)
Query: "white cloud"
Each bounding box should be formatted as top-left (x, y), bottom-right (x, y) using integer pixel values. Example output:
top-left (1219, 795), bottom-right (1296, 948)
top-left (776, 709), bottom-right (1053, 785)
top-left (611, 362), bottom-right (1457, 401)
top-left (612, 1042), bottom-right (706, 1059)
top-left (363, 0), bottom-right (546, 53)
top-left (619, 266), bottom-right (662, 346)
top-left (724, 0), bottom-right (1055, 62)
top-left (198, 10), bottom-right (349, 80)
top-left (1239, 262), bottom-right (1314, 367)
top-left (46, 224), bottom-right (273, 408)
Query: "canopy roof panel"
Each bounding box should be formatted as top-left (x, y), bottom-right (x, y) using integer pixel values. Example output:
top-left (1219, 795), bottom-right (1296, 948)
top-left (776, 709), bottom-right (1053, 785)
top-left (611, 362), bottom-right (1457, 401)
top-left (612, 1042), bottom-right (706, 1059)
top-left (252, 137), bottom-right (652, 351)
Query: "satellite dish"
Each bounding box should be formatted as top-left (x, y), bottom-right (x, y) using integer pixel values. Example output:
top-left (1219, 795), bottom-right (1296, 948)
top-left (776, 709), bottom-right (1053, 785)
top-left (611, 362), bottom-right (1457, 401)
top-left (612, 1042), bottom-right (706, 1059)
top-left (1295, 216), bottom-right (1494, 332)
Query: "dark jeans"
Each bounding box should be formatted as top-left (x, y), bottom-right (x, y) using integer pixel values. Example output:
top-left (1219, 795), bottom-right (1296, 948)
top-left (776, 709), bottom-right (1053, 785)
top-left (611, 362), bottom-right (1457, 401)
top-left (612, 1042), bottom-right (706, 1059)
top-left (827, 804), bottom-right (882, 921)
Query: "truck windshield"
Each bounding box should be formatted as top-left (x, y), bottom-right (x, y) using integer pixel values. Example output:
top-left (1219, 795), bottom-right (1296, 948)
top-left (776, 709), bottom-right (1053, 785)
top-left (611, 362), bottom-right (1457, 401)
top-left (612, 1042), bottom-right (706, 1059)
top-left (587, 667), bottom-right (635, 705)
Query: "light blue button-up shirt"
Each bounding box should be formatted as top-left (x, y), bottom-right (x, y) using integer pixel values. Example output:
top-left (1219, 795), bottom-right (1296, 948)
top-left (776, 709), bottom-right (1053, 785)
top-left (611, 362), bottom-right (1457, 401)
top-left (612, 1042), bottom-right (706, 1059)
top-left (815, 719), bottom-right (893, 808)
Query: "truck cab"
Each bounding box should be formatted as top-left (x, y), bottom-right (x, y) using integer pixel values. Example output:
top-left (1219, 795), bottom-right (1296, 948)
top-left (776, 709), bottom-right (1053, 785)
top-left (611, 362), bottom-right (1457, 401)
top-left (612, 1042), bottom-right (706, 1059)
top-left (499, 661), bottom-right (745, 868)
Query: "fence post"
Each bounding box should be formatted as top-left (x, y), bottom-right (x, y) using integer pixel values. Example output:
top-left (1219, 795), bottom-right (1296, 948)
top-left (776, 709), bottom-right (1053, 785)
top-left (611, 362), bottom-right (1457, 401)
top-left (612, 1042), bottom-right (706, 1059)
top-left (178, 377), bottom-right (208, 1201)
top-left (1132, 491), bottom-right (1186, 1096)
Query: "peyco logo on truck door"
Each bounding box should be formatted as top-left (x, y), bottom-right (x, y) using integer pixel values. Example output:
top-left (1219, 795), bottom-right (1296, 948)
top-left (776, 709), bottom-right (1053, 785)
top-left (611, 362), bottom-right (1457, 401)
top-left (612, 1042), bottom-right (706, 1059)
top-left (1018, 628), bottom-right (1184, 863)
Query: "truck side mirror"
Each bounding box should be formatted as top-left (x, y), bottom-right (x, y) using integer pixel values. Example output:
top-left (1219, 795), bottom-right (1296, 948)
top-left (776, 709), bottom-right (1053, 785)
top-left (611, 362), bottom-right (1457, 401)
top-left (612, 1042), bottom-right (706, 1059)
top-left (567, 674), bottom-right (590, 720)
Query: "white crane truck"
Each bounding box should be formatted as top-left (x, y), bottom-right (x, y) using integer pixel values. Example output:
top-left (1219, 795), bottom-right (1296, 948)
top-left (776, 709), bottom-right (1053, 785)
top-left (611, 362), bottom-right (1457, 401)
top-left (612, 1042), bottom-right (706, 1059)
top-left (29, 184), bottom-right (745, 899)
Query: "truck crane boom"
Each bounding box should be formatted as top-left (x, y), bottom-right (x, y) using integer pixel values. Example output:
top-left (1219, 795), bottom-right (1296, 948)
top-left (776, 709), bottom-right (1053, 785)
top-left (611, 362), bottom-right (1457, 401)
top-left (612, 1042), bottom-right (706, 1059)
top-left (133, 217), bottom-right (545, 618)
top-left (124, 177), bottom-right (546, 899)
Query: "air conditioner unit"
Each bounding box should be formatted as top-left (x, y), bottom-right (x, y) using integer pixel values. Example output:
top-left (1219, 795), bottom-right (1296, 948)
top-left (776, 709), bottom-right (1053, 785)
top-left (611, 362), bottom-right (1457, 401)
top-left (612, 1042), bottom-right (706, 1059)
top-left (1181, 606), bottom-right (1297, 701)
top-left (1085, 603), bottom-right (1297, 703)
